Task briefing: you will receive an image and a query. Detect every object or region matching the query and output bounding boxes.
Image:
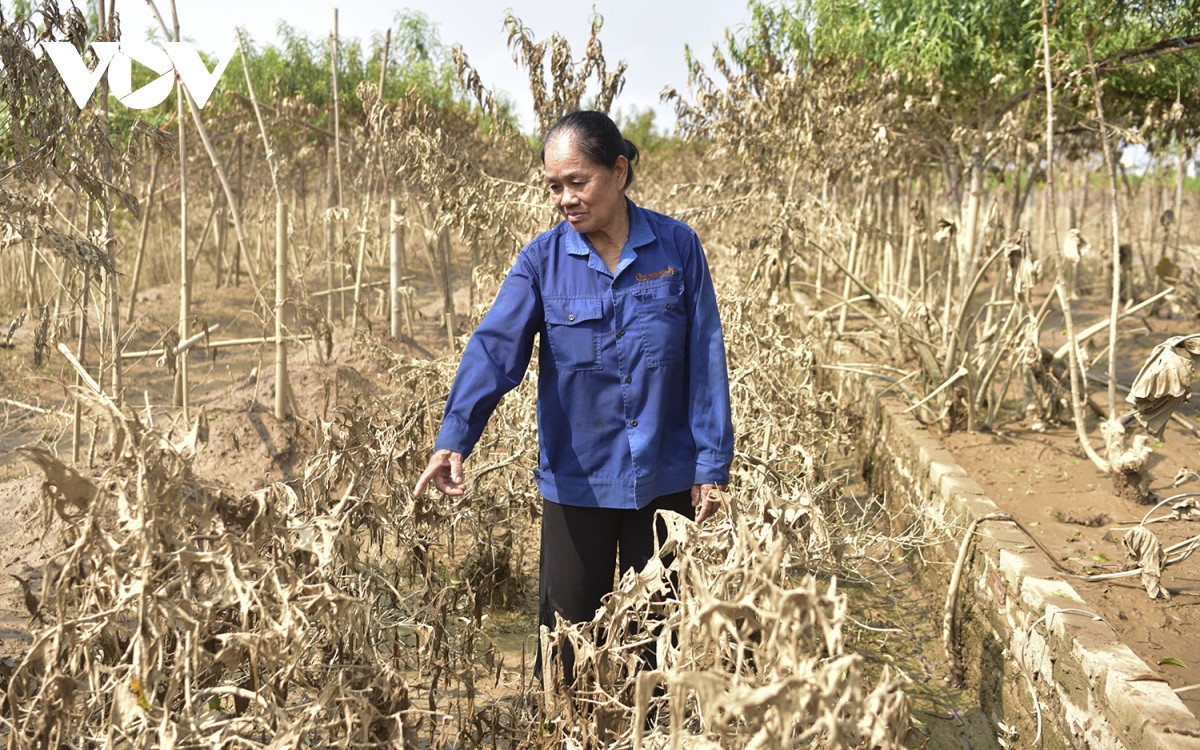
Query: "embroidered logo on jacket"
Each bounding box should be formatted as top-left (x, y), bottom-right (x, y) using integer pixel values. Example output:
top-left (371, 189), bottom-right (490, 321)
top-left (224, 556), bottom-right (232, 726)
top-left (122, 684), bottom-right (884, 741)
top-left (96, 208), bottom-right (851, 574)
top-left (635, 266), bottom-right (677, 282)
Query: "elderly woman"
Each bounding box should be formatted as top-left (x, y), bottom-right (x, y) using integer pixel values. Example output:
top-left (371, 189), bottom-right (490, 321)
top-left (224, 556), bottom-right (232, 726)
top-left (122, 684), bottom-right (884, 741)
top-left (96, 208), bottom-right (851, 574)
top-left (413, 110), bottom-right (733, 678)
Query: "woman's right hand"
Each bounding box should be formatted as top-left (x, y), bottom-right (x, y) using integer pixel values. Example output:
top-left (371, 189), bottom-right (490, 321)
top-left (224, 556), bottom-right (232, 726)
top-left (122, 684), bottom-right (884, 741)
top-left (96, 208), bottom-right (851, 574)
top-left (413, 449), bottom-right (466, 497)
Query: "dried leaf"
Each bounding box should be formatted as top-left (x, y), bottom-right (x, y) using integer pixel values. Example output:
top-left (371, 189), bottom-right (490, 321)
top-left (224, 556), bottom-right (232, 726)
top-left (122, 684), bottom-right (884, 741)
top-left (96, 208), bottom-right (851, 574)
top-left (17, 446), bottom-right (97, 520)
top-left (1171, 499), bottom-right (1200, 521)
top-left (1062, 228), bottom-right (1089, 262)
top-left (1123, 526), bottom-right (1170, 600)
top-left (1126, 335), bottom-right (1200, 438)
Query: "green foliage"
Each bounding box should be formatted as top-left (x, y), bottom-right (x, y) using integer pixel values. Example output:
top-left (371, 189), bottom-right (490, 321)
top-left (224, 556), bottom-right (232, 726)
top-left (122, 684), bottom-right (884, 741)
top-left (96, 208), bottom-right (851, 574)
top-left (614, 107), bottom-right (668, 152)
top-left (727, 0), bottom-right (1042, 113)
top-left (92, 9), bottom-right (464, 137)
top-left (717, 0), bottom-right (1200, 170)
top-left (220, 11), bottom-right (459, 122)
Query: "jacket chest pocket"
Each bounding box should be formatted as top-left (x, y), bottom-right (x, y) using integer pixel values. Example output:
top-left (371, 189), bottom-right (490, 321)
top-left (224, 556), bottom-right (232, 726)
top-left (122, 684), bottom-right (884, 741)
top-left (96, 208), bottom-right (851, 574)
top-left (544, 298), bottom-right (605, 371)
top-left (633, 283), bottom-right (686, 367)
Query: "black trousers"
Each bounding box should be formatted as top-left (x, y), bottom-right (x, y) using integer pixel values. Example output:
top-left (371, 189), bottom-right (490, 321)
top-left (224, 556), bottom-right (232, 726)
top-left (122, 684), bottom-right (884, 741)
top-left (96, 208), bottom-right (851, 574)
top-left (537, 490), bottom-right (694, 681)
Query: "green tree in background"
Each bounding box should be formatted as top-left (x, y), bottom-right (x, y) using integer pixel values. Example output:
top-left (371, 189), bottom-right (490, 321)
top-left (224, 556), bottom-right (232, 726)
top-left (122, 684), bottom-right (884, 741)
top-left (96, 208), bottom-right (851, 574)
top-left (710, 0), bottom-right (1200, 283)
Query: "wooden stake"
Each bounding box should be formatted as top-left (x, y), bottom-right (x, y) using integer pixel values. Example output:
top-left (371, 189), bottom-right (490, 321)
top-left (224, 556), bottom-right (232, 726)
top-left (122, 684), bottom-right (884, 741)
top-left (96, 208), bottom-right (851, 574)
top-left (72, 274), bottom-right (89, 464)
top-left (214, 206), bottom-right (227, 288)
top-left (331, 8), bottom-right (346, 320)
top-left (351, 217), bottom-right (369, 333)
top-left (126, 149), bottom-right (159, 324)
top-left (275, 201), bottom-right (290, 420)
top-left (326, 154), bottom-right (336, 321)
top-left (390, 198), bottom-right (407, 338)
top-left (236, 29), bottom-right (282, 203)
top-left (438, 229), bottom-right (457, 352)
top-left (174, 71), bottom-right (190, 421)
top-left (121, 332), bottom-right (313, 360)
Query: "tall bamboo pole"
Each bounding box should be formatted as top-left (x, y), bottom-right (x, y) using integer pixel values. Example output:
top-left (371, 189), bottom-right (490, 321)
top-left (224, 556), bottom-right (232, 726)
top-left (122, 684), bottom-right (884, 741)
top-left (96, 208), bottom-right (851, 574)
top-left (350, 218), bottom-right (369, 333)
top-left (376, 27), bottom-right (391, 193)
top-left (1042, 0), bottom-right (1108, 472)
top-left (126, 149), bottom-right (159, 324)
top-left (325, 156), bottom-right (336, 320)
top-left (233, 137), bottom-right (243, 285)
top-left (96, 0), bottom-right (121, 405)
top-left (1084, 36), bottom-right (1122, 421)
top-left (331, 9), bottom-right (346, 319)
top-left (389, 198), bottom-right (407, 338)
top-left (438, 229), bottom-right (456, 352)
top-left (275, 202), bottom-right (290, 420)
top-left (171, 2), bottom-right (190, 421)
top-left (145, 0), bottom-right (261, 298)
top-left (214, 206), bottom-right (227, 288)
top-left (236, 29), bottom-right (282, 203)
top-left (73, 203), bottom-right (94, 463)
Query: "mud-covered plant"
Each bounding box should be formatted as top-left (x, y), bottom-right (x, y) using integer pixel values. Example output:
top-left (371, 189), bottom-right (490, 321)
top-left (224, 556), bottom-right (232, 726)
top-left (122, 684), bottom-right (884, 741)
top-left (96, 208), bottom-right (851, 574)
top-left (539, 486), bottom-right (909, 749)
top-left (6, 267), bottom-right (928, 749)
top-left (3, 368), bottom-right (521, 747)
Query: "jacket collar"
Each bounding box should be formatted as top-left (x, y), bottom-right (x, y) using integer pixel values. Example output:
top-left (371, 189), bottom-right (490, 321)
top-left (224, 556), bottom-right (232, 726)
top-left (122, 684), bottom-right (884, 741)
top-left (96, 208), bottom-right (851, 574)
top-left (565, 199), bottom-right (653, 280)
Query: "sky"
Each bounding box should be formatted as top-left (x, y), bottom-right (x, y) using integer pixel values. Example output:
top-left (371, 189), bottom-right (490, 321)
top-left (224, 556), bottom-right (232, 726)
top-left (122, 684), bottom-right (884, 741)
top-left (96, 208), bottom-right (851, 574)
top-left (105, 0), bottom-right (757, 132)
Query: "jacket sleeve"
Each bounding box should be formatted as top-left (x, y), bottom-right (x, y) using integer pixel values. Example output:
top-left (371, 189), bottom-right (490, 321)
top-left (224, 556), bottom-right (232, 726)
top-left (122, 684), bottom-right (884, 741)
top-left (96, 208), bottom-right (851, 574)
top-left (433, 252), bottom-right (541, 459)
top-left (681, 230), bottom-right (734, 485)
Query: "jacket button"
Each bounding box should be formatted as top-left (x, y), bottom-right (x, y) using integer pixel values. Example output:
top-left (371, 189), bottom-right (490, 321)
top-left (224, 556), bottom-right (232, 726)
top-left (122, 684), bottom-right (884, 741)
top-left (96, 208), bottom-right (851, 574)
top-left (630, 420), bottom-right (638, 427)
top-left (665, 303), bottom-right (671, 309)
top-left (568, 314), bottom-right (575, 321)
top-left (624, 376), bottom-right (632, 384)
top-left (617, 329), bottom-right (625, 337)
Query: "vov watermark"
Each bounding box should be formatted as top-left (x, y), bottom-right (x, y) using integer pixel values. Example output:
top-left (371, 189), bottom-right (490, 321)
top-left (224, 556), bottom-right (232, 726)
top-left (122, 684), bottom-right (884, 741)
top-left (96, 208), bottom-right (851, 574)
top-left (41, 42), bottom-right (235, 110)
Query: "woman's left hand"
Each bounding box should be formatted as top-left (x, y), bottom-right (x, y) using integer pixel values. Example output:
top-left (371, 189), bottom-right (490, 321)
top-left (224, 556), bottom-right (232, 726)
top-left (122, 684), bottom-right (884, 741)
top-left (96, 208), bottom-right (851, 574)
top-left (691, 483), bottom-right (728, 524)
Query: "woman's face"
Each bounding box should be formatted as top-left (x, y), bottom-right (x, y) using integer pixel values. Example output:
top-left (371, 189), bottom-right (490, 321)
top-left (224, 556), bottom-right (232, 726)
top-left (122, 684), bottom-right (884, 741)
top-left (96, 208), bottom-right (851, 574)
top-left (543, 134), bottom-right (628, 239)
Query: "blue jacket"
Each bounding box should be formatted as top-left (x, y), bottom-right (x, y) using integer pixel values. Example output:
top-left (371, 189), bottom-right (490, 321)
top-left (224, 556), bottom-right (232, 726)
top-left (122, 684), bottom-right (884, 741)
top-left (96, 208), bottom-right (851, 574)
top-left (434, 200), bottom-right (734, 509)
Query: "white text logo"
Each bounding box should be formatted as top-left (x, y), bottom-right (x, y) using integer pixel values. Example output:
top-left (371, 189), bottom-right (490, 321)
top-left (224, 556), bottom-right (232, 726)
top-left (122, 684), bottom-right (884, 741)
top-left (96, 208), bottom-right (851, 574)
top-left (41, 42), bottom-right (234, 109)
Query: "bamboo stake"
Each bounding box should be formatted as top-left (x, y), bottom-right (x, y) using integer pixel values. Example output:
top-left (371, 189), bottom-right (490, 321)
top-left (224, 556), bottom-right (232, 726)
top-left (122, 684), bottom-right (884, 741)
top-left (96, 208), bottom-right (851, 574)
top-left (236, 29), bottom-right (282, 203)
top-left (71, 202), bottom-right (97, 463)
top-left (126, 149), bottom-right (159, 324)
top-left (1050, 286), bottom-right (1174, 361)
top-left (350, 218), bottom-right (369, 332)
top-left (194, 193), bottom-right (220, 273)
top-left (275, 201), bottom-right (290, 420)
top-left (1041, 2), bottom-right (1107, 472)
top-left (390, 198), bottom-right (407, 338)
top-left (58, 341), bottom-right (103, 397)
top-left (311, 279), bottom-right (390, 298)
top-left (233, 137), bottom-right (243, 286)
top-left (331, 9), bottom-right (345, 319)
top-left (214, 206), bottom-right (227, 288)
top-left (180, 92), bottom-right (262, 292)
top-left (0, 398), bottom-right (72, 418)
top-left (145, 1), bottom-right (262, 298)
top-left (1084, 36), bottom-right (1122, 421)
top-left (376, 28), bottom-right (391, 193)
top-left (122, 333), bottom-right (313, 360)
top-left (72, 275), bottom-right (88, 463)
top-left (378, 27), bottom-right (391, 98)
top-left (331, 9), bottom-right (344, 211)
top-left (437, 229), bottom-right (457, 351)
top-left (95, 0), bottom-right (121, 407)
top-left (326, 154), bottom-right (336, 321)
top-left (158, 323), bottom-right (219, 362)
top-left (174, 60), bottom-right (190, 421)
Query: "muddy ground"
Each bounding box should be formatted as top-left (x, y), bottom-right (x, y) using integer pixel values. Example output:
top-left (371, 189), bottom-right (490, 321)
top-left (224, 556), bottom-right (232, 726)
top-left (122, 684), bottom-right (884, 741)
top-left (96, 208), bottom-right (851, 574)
top-left (1, 274), bottom-right (1198, 744)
